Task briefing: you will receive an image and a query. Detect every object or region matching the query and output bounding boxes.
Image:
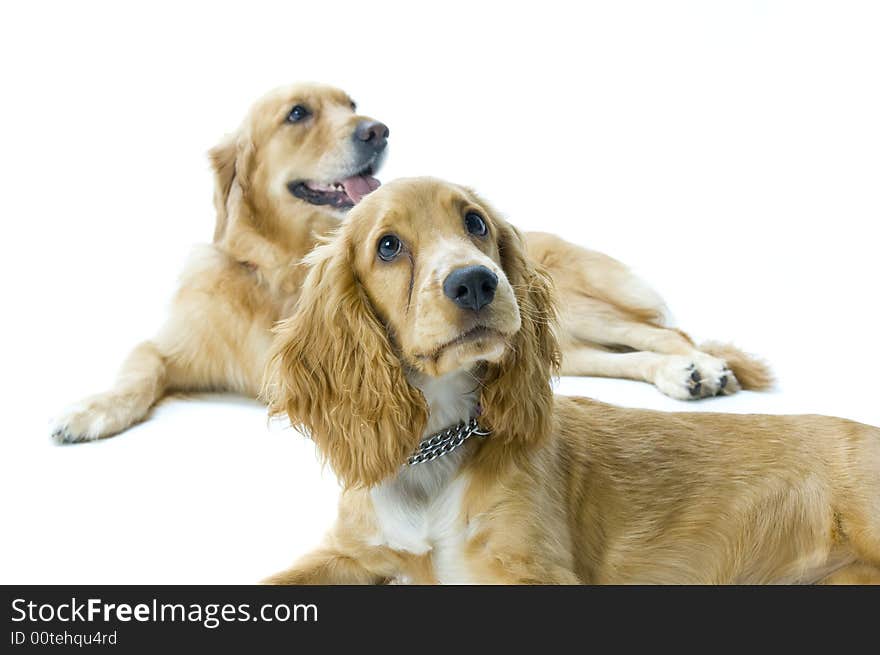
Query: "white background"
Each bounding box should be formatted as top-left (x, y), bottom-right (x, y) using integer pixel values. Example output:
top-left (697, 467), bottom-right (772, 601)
top-left (2, 1), bottom-right (878, 583)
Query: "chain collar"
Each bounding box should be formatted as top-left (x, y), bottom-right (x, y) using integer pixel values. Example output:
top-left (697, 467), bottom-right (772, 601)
top-left (406, 417), bottom-right (491, 466)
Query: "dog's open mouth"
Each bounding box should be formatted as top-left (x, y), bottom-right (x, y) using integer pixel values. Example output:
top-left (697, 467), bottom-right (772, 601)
top-left (288, 164), bottom-right (381, 210)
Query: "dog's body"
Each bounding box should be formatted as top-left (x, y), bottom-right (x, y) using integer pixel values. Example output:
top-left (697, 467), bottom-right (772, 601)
top-left (270, 395), bottom-right (880, 585)
top-left (52, 83), bottom-right (769, 443)
top-left (527, 232), bottom-right (771, 397)
top-left (264, 178), bottom-right (879, 585)
top-left (52, 83), bottom-right (378, 441)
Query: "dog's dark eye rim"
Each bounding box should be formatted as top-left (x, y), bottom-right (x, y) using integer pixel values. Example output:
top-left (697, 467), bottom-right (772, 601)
top-left (286, 105), bottom-right (311, 123)
top-left (464, 211), bottom-right (489, 237)
top-left (377, 234), bottom-right (402, 261)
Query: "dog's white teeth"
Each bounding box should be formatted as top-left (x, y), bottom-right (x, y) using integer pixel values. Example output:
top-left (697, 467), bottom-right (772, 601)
top-left (307, 181), bottom-right (338, 192)
top-left (305, 180), bottom-right (346, 194)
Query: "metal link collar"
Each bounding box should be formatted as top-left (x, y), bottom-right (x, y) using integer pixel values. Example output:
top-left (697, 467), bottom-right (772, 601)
top-left (406, 417), bottom-right (491, 466)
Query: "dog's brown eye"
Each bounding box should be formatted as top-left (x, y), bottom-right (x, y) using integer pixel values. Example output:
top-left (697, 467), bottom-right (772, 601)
top-left (287, 105), bottom-right (310, 123)
top-left (465, 212), bottom-right (488, 237)
top-left (377, 234), bottom-right (401, 261)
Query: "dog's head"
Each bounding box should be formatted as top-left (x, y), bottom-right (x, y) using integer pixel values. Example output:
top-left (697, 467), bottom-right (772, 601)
top-left (265, 177), bottom-right (559, 488)
top-left (210, 83), bottom-right (388, 239)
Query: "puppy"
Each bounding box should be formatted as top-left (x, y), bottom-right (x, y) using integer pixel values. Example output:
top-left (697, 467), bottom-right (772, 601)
top-left (264, 177), bottom-right (879, 584)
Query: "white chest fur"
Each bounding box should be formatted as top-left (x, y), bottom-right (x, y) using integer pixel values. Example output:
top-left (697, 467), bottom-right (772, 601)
top-left (368, 370), bottom-right (480, 584)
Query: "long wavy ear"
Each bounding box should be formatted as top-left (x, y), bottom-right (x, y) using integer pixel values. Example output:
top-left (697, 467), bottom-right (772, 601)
top-left (479, 221), bottom-right (559, 451)
top-left (263, 233), bottom-right (428, 488)
top-left (208, 129), bottom-right (254, 243)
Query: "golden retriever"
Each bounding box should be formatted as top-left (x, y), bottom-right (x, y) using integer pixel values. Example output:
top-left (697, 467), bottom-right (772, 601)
top-left (52, 82), bottom-right (769, 442)
top-left (263, 177), bottom-right (879, 585)
top-left (52, 83), bottom-right (388, 441)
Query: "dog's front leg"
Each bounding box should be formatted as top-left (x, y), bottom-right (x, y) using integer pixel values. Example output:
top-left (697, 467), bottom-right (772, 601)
top-left (505, 566), bottom-right (582, 585)
top-left (468, 545), bottom-right (581, 585)
top-left (262, 546), bottom-right (392, 585)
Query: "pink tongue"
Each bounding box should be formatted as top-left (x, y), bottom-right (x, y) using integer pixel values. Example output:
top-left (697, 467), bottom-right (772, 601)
top-left (340, 175), bottom-right (381, 204)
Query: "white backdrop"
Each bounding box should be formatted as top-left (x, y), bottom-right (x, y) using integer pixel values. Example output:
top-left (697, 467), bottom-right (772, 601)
top-left (2, 1), bottom-right (878, 583)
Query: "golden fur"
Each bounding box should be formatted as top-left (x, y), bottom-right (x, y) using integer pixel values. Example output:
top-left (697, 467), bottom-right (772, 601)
top-left (52, 83), bottom-right (381, 441)
top-left (53, 82), bottom-right (769, 443)
top-left (527, 232), bottom-right (772, 398)
top-left (264, 178), bottom-right (880, 585)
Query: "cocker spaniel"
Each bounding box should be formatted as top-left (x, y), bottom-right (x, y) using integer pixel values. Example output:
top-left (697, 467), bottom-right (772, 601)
top-left (263, 177), bottom-right (879, 585)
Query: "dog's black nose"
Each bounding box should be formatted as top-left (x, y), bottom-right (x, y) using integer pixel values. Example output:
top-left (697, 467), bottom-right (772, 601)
top-left (443, 266), bottom-right (498, 312)
top-left (354, 120), bottom-right (389, 152)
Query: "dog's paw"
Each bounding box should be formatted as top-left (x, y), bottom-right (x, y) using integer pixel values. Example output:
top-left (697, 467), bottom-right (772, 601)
top-left (693, 352), bottom-right (740, 397)
top-left (50, 396), bottom-right (125, 443)
top-left (653, 354), bottom-right (740, 400)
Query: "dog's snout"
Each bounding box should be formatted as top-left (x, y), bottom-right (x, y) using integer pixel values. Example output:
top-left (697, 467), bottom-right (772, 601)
top-left (443, 266), bottom-right (498, 312)
top-left (354, 120), bottom-right (389, 151)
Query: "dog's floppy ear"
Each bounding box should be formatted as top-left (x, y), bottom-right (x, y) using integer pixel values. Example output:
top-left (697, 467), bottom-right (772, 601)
top-left (264, 233), bottom-right (428, 488)
top-left (479, 220), bottom-right (559, 450)
top-left (208, 130), bottom-right (254, 243)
